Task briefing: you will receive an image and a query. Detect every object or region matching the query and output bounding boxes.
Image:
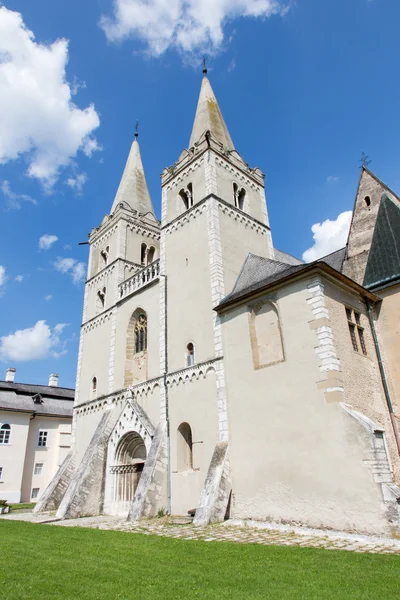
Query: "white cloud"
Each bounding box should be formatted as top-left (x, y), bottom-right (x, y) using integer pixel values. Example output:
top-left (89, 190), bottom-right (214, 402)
top-left (39, 234), bottom-right (58, 251)
top-left (0, 7), bottom-right (100, 186)
top-left (0, 320), bottom-right (68, 362)
top-left (1, 180), bottom-right (36, 210)
top-left (44, 294), bottom-right (53, 301)
top-left (0, 266), bottom-right (6, 287)
top-left (326, 176), bottom-right (339, 184)
top-left (65, 172), bottom-right (88, 194)
top-left (302, 211), bottom-right (352, 263)
top-left (15, 275), bottom-right (23, 282)
top-left (100, 0), bottom-right (287, 56)
top-left (53, 256), bottom-right (86, 284)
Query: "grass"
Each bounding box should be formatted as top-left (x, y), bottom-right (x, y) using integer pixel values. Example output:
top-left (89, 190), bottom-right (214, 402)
top-left (0, 520), bottom-right (399, 600)
top-left (9, 502), bottom-right (36, 511)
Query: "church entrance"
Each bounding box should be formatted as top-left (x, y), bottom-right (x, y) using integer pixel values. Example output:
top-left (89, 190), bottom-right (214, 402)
top-left (109, 431), bottom-right (147, 516)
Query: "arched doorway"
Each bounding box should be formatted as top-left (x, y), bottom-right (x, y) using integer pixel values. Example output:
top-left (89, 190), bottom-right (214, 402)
top-left (109, 431), bottom-right (147, 515)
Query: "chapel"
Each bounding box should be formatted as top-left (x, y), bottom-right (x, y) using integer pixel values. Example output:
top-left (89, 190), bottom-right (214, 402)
top-left (35, 70), bottom-right (400, 535)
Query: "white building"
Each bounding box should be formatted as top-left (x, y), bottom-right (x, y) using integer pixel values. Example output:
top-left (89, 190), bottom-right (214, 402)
top-left (0, 368), bottom-right (73, 503)
top-left (35, 72), bottom-right (400, 535)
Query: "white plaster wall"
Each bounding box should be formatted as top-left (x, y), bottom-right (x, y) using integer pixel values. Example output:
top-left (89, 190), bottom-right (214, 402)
top-left (221, 279), bottom-right (386, 534)
top-left (218, 209), bottom-right (272, 294)
top-left (376, 285), bottom-right (400, 416)
top-left (21, 416), bottom-right (71, 503)
top-left (169, 373), bottom-right (219, 515)
top-left (165, 211), bottom-right (216, 372)
top-left (0, 411), bottom-right (30, 503)
top-left (78, 317), bottom-right (113, 402)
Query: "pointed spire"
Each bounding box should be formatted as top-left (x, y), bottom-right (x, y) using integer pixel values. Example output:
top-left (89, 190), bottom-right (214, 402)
top-left (110, 130), bottom-right (155, 216)
top-left (189, 72), bottom-right (235, 151)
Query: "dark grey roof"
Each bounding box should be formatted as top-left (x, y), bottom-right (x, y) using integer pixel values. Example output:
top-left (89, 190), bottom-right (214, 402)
top-left (274, 249), bottom-right (304, 266)
top-left (364, 194), bottom-right (400, 289)
top-left (0, 380), bottom-right (74, 417)
top-left (218, 247), bottom-right (347, 308)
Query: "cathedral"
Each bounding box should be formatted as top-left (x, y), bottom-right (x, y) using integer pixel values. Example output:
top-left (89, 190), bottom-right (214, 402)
top-left (35, 70), bottom-right (400, 536)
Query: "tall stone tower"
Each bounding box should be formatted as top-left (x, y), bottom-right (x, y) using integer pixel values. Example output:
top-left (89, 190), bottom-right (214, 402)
top-left (161, 70), bottom-right (274, 515)
top-left (73, 131), bottom-right (160, 460)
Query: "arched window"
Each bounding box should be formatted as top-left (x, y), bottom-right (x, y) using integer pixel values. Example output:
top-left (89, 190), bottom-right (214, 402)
top-left (250, 301), bottom-right (284, 369)
top-left (186, 342), bottom-right (195, 366)
top-left (179, 183), bottom-right (193, 211)
top-left (124, 308), bottom-right (148, 386)
top-left (134, 313), bottom-right (147, 354)
top-left (177, 422), bottom-right (193, 471)
top-left (364, 196), bottom-right (371, 208)
top-left (141, 243), bottom-right (147, 266)
top-left (147, 246), bottom-right (156, 265)
top-left (0, 423), bottom-right (11, 444)
top-left (100, 246), bottom-right (109, 267)
top-left (96, 287), bottom-right (106, 312)
top-left (92, 377), bottom-right (97, 396)
top-left (233, 183), bottom-right (246, 210)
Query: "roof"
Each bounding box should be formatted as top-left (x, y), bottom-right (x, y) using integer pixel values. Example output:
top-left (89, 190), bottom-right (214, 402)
top-left (217, 247), bottom-right (349, 309)
top-left (0, 380), bottom-right (74, 417)
top-left (274, 248), bottom-right (304, 266)
top-left (189, 75), bottom-right (234, 150)
top-left (110, 137), bottom-right (155, 216)
top-left (364, 194), bottom-right (400, 289)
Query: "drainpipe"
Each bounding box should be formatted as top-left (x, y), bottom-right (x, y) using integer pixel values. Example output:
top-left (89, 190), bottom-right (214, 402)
top-left (160, 273), bottom-right (171, 514)
top-left (366, 299), bottom-right (400, 455)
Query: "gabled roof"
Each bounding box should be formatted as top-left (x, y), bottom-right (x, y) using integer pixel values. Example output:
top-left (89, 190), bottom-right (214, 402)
top-left (364, 194), bottom-right (400, 289)
top-left (189, 75), bottom-right (234, 151)
top-left (0, 380), bottom-right (74, 417)
top-left (274, 248), bottom-right (304, 266)
top-left (110, 136), bottom-right (155, 216)
top-left (218, 247), bottom-right (348, 309)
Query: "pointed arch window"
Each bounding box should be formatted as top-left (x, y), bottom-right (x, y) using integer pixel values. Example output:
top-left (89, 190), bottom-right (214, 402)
top-left (0, 424), bottom-right (11, 445)
top-left (92, 377), bottom-right (97, 396)
top-left (134, 313), bottom-right (147, 354)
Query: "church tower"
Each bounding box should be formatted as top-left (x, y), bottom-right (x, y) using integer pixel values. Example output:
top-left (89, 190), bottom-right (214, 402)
top-left (161, 69), bottom-right (274, 515)
top-left (73, 130), bottom-right (161, 459)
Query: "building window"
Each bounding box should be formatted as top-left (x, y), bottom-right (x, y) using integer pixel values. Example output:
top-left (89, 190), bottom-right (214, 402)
top-left (364, 196), bottom-right (371, 208)
top-left (179, 183), bottom-right (193, 211)
top-left (0, 424), bottom-right (11, 445)
top-left (134, 313), bottom-right (147, 353)
top-left (100, 246), bottom-right (110, 267)
top-left (147, 246), bottom-right (156, 265)
top-left (233, 183), bottom-right (246, 210)
top-left (34, 463), bottom-right (43, 476)
top-left (141, 243), bottom-right (147, 266)
top-left (31, 488), bottom-right (40, 499)
top-left (250, 301), bottom-right (285, 369)
top-left (38, 431), bottom-right (48, 448)
top-left (92, 377), bottom-right (97, 395)
top-left (186, 343), bottom-right (195, 366)
top-left (177, 423), bottom-right (193, 471)
top-left (0, 467), bottom-right (3, 481)
top-left (346, 308), bottom-right (367, 355)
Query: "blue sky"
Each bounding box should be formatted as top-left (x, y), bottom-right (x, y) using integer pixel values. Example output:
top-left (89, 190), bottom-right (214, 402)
top-left (0, 0), bottom-right (399, 388)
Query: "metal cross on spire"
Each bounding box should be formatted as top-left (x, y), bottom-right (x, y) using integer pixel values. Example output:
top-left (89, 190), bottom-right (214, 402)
top-left (134, 120), bottom-right (139, 138)
top-left (359, 151), bottom-right (371, 168)
top-left (202, 56), bottom-right (208, 75)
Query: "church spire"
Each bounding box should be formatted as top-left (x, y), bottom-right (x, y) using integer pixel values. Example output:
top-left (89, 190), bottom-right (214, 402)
top-left (189, 72), bottom-right (235, 151)
top-left (110, 129), bottom-right (155, 216)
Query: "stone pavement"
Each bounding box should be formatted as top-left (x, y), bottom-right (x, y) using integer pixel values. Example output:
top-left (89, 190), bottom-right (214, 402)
top-left (2, 511), bottom-right (400, 555)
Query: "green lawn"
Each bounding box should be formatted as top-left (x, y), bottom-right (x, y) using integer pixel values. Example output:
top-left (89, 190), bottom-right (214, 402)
top-left (0, 520), bottom-right (399, 600)
top-left (9, 502), bottom-right (36, 511)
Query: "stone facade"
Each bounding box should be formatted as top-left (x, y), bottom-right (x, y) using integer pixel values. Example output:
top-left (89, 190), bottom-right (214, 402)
top-left (37, 74), bottom-right (400, 536)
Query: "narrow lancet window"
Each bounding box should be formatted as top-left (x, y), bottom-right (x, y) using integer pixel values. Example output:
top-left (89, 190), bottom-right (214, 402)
top-left (186, 343), bottom-right (195, 366)
top-left (147, 246), bottom-right (156, 265)
top-left (179, 184), bottom-right (193, 211)
top-left (134, 313), bottom-right (147, 354)
top-left (177, 423), bottom-right (193, 471)
top-left (141, 243), bottom-right (147, 266)
top-left (233, 183), bottom-right (246, 210)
